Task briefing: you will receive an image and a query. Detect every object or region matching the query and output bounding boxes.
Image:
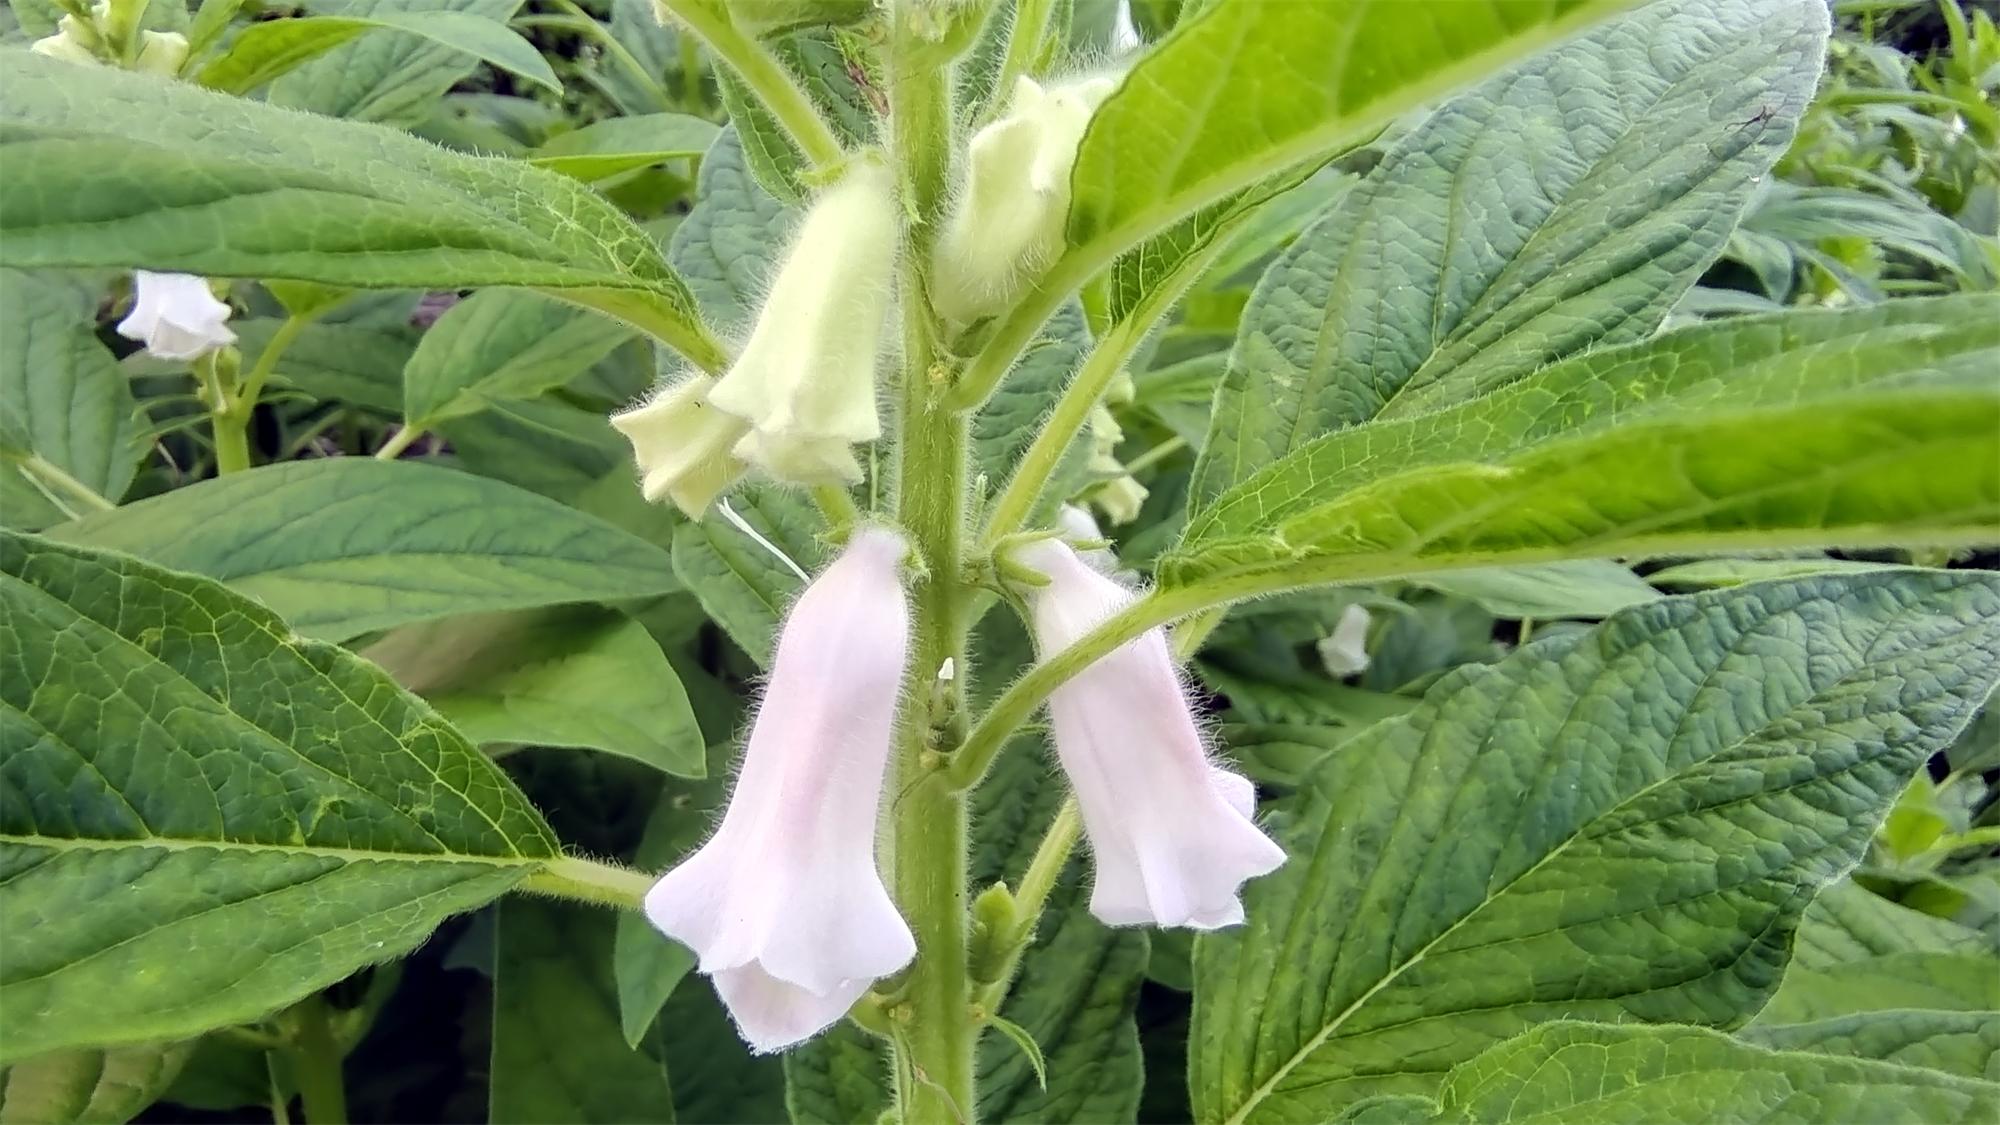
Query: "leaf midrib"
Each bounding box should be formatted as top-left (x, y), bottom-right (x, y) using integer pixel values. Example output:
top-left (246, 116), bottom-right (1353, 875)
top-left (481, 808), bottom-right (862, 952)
top-left (0, 831), bottom-right (543, 869)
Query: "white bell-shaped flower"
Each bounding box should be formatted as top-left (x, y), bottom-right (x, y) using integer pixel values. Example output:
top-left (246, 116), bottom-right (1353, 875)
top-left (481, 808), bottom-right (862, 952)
top-left (609, 373), bottom-right (751, 518)
top-left (115, 271), bottom-right (235, 360)
top-left (931, 74), bottom-right (1118, 324)
top-left (706, 159), bottom-right (897, 485)
top-left (644, 527), bottom-right (916, 1052)
top-left (1011, 537), bottom-right (1285, 929)
top-left (1317, 604), bottom-right (1374, 678)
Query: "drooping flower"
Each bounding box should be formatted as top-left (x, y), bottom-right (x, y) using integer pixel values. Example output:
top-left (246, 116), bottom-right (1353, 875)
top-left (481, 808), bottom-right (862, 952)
top-left (706, 159), bottom-right (897, 485)
top-left (644, 527), bottom-right (916, 1052)
top-left (115, 271), bottom-right (235, 360)
top-left (1082, 399), bottom-right (1148, 526)
top-left (1317, 604), bottom-right (1374, 678)
top-left (1010, 537), bottom-right (1284, 929)
top-left (610, 373), bottom-right (751, 517)
top-left (931, 74), bottom-right (1119, 325)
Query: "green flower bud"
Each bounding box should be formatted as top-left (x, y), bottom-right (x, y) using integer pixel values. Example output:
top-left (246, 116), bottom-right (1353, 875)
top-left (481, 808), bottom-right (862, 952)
top-left (610, 374), bottom-right (751, 517)
top-left (931, 74), bottom-right (1118, 325)
top-left (967, 881), bottom-right (1021, 984)
top-left (707, 158), bottom-right (897, 485)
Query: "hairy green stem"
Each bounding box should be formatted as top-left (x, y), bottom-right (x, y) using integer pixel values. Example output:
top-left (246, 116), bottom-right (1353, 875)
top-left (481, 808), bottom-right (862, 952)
top-left (518, 855), bottom-right (655, 910)
top-left (887, 22), bottom-right (976, 1121)
top-left (947, 250), bottom-right (1101, 412)
top-left (654, 0), bottom-right (844, 167)
top-left (284, 998), bottom-right (347, 1125)
top-left (7, 452), bottom-right (116, 516)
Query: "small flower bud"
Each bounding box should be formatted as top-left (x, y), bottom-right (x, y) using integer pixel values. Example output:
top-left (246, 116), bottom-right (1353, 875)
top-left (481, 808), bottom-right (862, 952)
top-left (1008, 538), bottom-right (1285, 929)
top-left (115, 271), bottom-right (235, 360)
top-left (1082, 403), bottom-right (1147, 525)
top-left (132, 30), bottom-right (188, 76)
top-left (967, 882), bottom-right (1021, 984)
top-left (644, 528), bottom-right (917, 1052)
top-left (609, 374), bottom-right (751, 517)
top-left (931, 75), bottom-right (1118, 325)
top-left (706, 159), bottom-right (897, 485)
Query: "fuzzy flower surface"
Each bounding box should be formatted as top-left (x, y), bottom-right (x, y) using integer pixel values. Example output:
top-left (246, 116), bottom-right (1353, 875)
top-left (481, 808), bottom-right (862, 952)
top-left (931, 74), bottom-right (1118, 324)
top-left (706, 159), bottom-right (897, 484)
top-left (609, 373), bottom-right (750, 517)
top-left (643, 528), bottom-right (916, 1052)
top-left (115, 271), bottom-right (235, 360)
top-left (1011, 537), bottom-right (1284, 929)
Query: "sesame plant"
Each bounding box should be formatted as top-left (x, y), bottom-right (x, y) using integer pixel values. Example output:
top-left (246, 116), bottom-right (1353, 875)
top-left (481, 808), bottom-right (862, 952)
top-left (2, 0), bottom-right (1999, 1122)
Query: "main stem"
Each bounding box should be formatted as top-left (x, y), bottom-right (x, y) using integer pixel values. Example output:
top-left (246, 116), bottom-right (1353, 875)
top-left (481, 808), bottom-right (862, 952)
top-left (888, 20), bottom-right (975, 1121)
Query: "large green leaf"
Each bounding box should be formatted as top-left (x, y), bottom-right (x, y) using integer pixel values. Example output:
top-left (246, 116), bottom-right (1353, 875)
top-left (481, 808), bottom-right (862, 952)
top-left (47, 460), bottom-right (680, 642)
top-left (0, 52), bottom-right (722, 370)
top-left (666, 126), bottom-right (795, 334)
top-left (400, 289), bottom-right (633, 428)
top-left (0, 270), bottom-right (141, 530)
top-left (490, 898), bottom-right (674, 1124)
top-left (0, 531), bottom-right (559, 1060)
top-left (0, 1042), bottom-right (193, 1125)
top-left (529, 114), bottom-right (720, 181)
top-left (1402, 1022), bottom-right (2000, 1123)
top-left (268, 0), bottom-right (522, 127)
top-left (1163, 297), bottom-right (2000, 596)
top-left (1190, 569), bottom-right (2000, 1122)
top-left (1062, 0), bottom-right (1635, 269)
top-left (359, 607), bottom-right (705, 778)
top-left (197, 9), bottom-right (559, 96)
top-left (668, 485), bottom-right (824, 668)
top-left (1192, 0), bottom-right (1827, 503)
top-left (1738, 881), bottom-right (2000, 1081)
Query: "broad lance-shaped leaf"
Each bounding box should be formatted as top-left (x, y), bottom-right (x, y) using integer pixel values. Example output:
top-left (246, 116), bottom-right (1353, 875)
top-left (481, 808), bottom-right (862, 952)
top-left (0, 531), bottom-right (561, 1061)
top-left (267, 0), bottom-right (520, 127)
top-left (1162, 296), bottom-right (2000, 594)
top-left (0, 270), bottom-right (142, 531)
top-left (529, 113), bottom-right (720, 182)
top-left (47, 459), bottom-right (681, 643)
top-left (490, 899), bottom-right (674, 1125)
top-left (1193, 0), bottom-right (1828, 504)
top-left (667, 126), bottom-right (796, 334)
top-left (197, 10), bottom-right (560, 96)
top-left (1061, 0), bottom-right (1635, 269)
top-left (1736, 880), bottom-right (2000, 1081)
top-left (0, 52), bottom-right (723, 370)
top-left (1391, 1023), bottom-right (2000, 1124)
top-left (401, 289), bottom-right (634, 429)
top-left (1190, 568), bottom-right (2000, 1123)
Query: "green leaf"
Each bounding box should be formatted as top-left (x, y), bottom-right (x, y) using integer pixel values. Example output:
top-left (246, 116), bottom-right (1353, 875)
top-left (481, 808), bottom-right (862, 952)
top-left (359, 607), bottom-right (705, 777)
top-left (529, 114), bottom-right (721, 181)
top-left (1409, 561), bottom-right (1660, 619)
top-left (1191, 0), bottom-right (1828, 504)
top-left (971, 302), bottom-right (1094, 516)
top-left (1421, 1022), bottom-right (2000, 1123)
top-left (490, 898), bottom-right (674, 1124)
top-left (1742, 1011), bottom-right (2000, 1083)
top-left (0, 1042), bottom-right (194, 1125)
top-left (1647, 557), bottom-right (1906, 590)
top-left (237, 316), bottom-right (417, 417)
top-left (268, 0), bottom-right (523, 127)
top-left (47, 459), bottom-right (680, 642)
top-left (652, 982), bottom-right (786, 1124)
top-left (1190, 569), bottom-right (2000, 1122)
top-left (1163, 297), bottom-right (2000, 596)
top-left (0, 52), bottom-right (723, 371)
top-left (1063, 0), bottom-right (1636, 271)
top-left (197, 10), bottom-right (560, 96)
top-left (669, 486), bottom-right (824, 668)
top-left (667, 126), bottom-right (796, 334)
top-left (710, 29), bottom-right (875, 204)
top-left (784, 1023), bottom-right (890, 1125)
top-left (0, 530), bottom-right (560, 1060)
top-left (401, 289), bottom-right (634, 428)
top-left (0, 270), bottom-right (141, 530)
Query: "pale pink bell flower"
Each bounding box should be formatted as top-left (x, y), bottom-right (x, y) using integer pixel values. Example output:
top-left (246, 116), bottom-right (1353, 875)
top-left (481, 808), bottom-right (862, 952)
top-left (1011, 537), bottom-right (1285, 929)
top-left (643, 528), bottom-right (916, 1051)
